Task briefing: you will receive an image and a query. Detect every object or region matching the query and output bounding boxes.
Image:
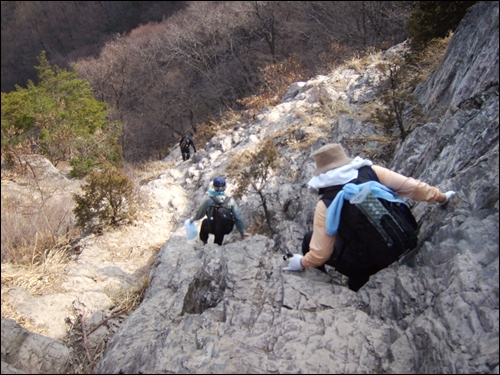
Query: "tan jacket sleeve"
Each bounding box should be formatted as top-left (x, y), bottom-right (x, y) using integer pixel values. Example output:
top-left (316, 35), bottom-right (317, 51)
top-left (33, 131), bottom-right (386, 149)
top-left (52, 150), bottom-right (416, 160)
top-left (301, 200), bottom-right (336, 268)
top-left (372, 165), bottom-right (447, 203)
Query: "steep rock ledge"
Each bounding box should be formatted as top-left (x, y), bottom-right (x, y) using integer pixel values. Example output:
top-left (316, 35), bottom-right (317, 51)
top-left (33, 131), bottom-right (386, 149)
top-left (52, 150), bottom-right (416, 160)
top-left (94, 2), bottom-right (499, 374)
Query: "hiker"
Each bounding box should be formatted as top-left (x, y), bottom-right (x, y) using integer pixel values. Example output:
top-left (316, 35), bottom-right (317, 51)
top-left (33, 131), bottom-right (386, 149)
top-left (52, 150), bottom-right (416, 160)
top-left (283, 143), bottom-right (456, 291)
top-left (189, 177), bottom-right (249, 245)
top-left (180, 132), bottom-right (196, 161)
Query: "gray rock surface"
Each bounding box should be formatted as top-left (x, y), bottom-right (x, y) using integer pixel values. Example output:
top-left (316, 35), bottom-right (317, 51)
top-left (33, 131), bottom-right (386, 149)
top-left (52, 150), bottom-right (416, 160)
top-left (1, 2), bottom-right (498, 374)
top-left (1, 318), bottom-right (71, 374)
top-left (94, 2), bottom-right (499, 374)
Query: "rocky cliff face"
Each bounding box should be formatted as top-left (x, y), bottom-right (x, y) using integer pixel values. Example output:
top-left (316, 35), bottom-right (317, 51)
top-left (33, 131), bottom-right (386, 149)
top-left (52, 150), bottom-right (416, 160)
top-left (93, 2), bottom-right (498, 374)
top-left (2, 2), bottom-right (498, 374)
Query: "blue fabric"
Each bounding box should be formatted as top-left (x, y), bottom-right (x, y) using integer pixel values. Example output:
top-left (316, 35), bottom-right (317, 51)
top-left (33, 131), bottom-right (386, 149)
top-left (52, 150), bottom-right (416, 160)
top-left (208, 190), bottom-right (226, 196)
top-left (325, 181), bottom-right (406, 236)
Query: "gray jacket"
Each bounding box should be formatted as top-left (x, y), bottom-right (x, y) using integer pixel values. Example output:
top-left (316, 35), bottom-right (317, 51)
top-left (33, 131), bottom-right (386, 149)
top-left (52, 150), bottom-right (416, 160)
top-left (192, 193), bottom-right (245, 234)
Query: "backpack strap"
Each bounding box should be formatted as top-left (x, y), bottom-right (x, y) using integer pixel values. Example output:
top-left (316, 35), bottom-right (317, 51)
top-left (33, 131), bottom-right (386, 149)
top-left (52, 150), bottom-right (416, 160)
top-left (209, 195), bottom-right (230, 206)
top-left (320, 166), bottom-right (378, 208)
top-left (180, 136), bottom-right (189, 149)
top-left (209, 195), bottom-right (219, 206)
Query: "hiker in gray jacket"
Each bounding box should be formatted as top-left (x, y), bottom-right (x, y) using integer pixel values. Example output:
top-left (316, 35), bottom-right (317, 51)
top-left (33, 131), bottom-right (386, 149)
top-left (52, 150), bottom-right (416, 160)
top-left (189, 177), bottom-right (249, 245)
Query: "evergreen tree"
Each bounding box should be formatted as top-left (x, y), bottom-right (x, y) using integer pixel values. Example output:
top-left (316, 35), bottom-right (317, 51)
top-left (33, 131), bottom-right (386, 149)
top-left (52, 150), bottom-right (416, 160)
top-left (406, 1), bottom-right (478, 51)
top-left (1, 51), bottom-right (122, 177)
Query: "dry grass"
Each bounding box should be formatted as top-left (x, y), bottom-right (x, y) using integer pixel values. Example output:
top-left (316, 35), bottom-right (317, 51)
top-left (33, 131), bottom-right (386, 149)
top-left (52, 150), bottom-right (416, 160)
top-left (1, 191), bottom-right (76, 265)
top-left (105, 275), bottom-right (150, 314)
top-left (406, 33), bottom-right (453, 87)
top-left (343, 135), bottom-right (398, 165)
top-left (237, 92), bottom-right (279, 112)
top-left (341, 47), bottom-right (383, 74)
top-left (1, 243), bottom-right (74, 295)
top-left (224, 148), bottom-right (254, 183)
top-left (360, 35), bottom-right (452, 135)
top-left (221, 108), bottom-right (243, 127)
top-left (1, 240), bottom-right (75, 339)
top-left (358, 101), bottom-right (384, 123)
top-left (321, 42), bottom-right (356, 73)
top-left (1, 166), bottom-right (81, 362)
top-left (266, 119), bottom-right (331, 152)
top-left (246, 214), bottom-right (272, 236)
top-left (330, 78), bottom-right (349, 90)
top-left (320, 99), bottom-right (351, 118)
top-left (309, 116), bottom-right (334, 132)
top-left (192, 109), bottom-right (244, 150)
top-left (237, 54), bottom-right (307, 113)
top-left (1, 161), bottom-right (159, 373)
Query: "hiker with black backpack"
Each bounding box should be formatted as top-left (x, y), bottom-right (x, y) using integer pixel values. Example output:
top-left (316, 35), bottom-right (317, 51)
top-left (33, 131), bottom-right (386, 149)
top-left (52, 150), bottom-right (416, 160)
top-left (180, 132), bottom-right (197, 161)
top-left (283, 143), bottom-right (456, 292)
top-left (189, 177), bottom-right (249, 245)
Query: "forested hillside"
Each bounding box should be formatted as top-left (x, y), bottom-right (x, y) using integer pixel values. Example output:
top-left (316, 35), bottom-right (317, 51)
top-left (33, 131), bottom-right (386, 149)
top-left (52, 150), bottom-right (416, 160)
top-left (75, 1), bottom-right (412, 161)
top-left (3, 1), bottom-right (414, 161)
top-left (1, 1), bottom-right (187, 92)
top-left (2, 2), bottom-right (478, 162)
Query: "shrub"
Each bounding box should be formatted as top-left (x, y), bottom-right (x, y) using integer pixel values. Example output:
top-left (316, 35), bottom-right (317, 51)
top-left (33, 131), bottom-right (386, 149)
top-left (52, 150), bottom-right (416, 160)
top-left (237, 55), bottom-right (306, 111)
top-left (1, 51), bottom-right (123, 177)
top-left (406, 1), bottom-right (477, 51)
top-left (73, 162), bottom-right (136, 231)
top-left (69, 157), bottom-right (96, 179)
top-left (368, 34), bottom-right (450, 139)
top-left (226, 139), bottom-right (280, 234)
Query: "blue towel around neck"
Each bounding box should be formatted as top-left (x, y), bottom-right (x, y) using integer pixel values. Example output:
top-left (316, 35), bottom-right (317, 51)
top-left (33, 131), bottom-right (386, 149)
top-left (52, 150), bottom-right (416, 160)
top-left (325, 181), bottom-right (406, 236)
top-left (208, 190), bottom-right (226, 196)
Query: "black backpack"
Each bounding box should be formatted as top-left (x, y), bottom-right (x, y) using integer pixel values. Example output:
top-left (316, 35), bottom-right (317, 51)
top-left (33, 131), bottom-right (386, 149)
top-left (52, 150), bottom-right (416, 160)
top-left (208, 196), bottom-right (235, 235)
top-left (322, 166), bottom-right (418, 272)
top-left (180, 136), bottom-right (189, 150)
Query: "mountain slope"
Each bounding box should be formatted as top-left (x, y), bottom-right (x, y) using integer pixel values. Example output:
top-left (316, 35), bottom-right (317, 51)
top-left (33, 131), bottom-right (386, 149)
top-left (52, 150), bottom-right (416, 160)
top-left (94, 2), bottom-right (499, 374)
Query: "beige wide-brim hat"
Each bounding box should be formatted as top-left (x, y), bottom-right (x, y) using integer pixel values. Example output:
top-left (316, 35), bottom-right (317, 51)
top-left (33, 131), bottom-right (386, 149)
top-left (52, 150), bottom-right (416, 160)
top-left (312, 143), bottom-right (353, 176)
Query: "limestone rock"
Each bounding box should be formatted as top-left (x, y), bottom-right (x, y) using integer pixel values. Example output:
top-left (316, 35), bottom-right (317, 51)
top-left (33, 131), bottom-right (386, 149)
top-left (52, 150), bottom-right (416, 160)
top-left (1, 318), bottom-right (71, 374)
top-left (94, 2), bottom-right (499, 374)
top-left (2, 2), bottom-right (498, 374)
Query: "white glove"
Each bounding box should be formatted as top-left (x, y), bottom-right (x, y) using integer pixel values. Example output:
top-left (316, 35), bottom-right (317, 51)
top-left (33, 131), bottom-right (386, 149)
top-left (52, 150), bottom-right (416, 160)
top-left (439, 191), bottom-right (456, 205)
top-left (283, 254), bottom-right (304, 272)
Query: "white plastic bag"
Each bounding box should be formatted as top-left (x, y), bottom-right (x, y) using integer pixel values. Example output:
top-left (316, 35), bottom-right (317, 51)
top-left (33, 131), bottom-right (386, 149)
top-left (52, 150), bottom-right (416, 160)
top-left (184, 219), bottom-right (198, 240)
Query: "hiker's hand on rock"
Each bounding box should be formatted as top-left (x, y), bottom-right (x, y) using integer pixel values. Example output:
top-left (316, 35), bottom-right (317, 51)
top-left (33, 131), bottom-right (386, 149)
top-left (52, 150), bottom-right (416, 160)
top-left (282, 254), bottom-right (304, 272)
top-left (439, 191), bottom-right (456, 206)
top-left (240, 232), bottom-right (250, 239)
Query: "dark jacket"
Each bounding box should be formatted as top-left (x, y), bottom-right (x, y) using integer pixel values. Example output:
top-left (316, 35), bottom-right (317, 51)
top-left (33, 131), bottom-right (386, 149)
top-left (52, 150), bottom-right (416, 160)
top-left (180, 135), bottom-right (196, 152)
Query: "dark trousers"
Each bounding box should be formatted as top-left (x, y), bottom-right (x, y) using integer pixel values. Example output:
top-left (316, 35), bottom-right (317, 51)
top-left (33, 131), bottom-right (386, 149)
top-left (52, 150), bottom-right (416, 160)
top-left (181, 148), bottom-right (191, 161)
top-left (200, 219), bottom-right (225, 246)
top-left (301, 231), bottom-right (374, 292)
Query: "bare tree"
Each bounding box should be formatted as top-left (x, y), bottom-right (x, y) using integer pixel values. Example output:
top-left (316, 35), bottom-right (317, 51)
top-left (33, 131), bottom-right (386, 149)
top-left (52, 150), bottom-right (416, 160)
top-left (72, 1), bottom-right (413, 162)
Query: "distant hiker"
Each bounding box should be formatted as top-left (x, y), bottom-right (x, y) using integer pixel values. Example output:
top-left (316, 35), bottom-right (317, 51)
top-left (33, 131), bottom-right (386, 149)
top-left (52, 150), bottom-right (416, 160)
top-left (180, 132), bottom-right (196, 161)
top-left (283, 143), bottom-right (456, 292)
top-left (189, 177), bottom-right (249, 245)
